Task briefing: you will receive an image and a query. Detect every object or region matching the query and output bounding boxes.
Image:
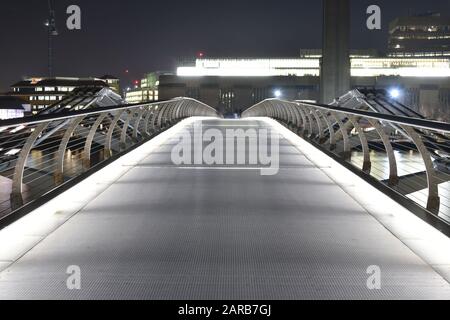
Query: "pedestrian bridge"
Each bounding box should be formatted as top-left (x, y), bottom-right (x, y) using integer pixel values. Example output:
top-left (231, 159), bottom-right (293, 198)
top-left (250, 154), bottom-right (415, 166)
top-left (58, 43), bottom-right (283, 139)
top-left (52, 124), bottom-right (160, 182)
top-left (0, 97), bottom-right (450, 299)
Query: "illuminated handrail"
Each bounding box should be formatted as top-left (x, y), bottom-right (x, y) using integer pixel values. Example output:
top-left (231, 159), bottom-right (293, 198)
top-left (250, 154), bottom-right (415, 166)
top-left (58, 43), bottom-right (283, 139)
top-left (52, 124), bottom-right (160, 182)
top-left (0, 97), bottom-right (218, 223)
top-left (243, 99), bottom-right (450, 223)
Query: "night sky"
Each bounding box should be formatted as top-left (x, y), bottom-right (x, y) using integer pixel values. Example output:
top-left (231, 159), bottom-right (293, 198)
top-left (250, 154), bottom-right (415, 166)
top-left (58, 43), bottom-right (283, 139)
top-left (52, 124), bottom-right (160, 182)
top-left (0, 0), bottom-right (449, 91)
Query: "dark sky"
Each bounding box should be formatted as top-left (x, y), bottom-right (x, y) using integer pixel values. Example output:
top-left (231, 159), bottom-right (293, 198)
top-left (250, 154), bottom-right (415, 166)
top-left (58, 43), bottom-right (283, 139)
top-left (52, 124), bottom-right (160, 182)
top-left (0, 0), bottom-right (449, 91)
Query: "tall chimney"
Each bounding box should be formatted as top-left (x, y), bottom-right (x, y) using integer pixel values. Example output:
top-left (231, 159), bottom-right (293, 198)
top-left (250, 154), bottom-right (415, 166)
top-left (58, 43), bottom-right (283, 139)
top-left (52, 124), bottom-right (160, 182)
top-left (320, 0), bottom-right (351, 104)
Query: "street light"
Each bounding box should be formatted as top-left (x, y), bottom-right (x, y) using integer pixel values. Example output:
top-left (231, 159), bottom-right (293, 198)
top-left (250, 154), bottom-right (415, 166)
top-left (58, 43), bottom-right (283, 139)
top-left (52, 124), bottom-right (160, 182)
top-left (389, 88), bottom-right (401, 99)
top-left (274, 90), bottom-right (282, 98)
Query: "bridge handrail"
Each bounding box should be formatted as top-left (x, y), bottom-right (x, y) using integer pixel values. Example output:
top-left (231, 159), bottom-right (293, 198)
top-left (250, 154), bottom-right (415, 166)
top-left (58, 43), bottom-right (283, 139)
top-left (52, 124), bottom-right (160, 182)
top-left (243, 98), bottom-right (450, 225)
top-left (0, 97), bottom-right (218, 227)
top-left (243, 98), bottom-right (450, 133)
top-left (0, 97), bottom-right (218, 128)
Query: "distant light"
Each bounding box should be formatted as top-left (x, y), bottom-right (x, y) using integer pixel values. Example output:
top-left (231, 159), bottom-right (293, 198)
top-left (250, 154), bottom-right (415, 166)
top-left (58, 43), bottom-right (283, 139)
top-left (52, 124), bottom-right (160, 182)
top-left (126, 87), bottom-right (131, 92)
top-left (5, 149), bottom-right (21, 156)
top-left (125, 70), bottom-right (129, 74)
top-left (274, 90), bottom-right (282, 98)
top-left (198, 52), bottom-right (205, 58)
top-left (389, 88), bottom-right (401, 99)
top-left (134, 80), bottom-right (139, 85)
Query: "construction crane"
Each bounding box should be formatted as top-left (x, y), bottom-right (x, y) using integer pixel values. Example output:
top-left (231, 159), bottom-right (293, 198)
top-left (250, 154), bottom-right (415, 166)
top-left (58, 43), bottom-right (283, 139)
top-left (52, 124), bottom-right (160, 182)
top-left (44, 0), bottom-right (58, 77)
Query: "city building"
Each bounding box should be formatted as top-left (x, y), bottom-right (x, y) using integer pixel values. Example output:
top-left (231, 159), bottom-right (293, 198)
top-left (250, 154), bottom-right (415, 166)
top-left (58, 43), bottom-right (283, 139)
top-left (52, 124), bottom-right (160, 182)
top-left (161, 11), bottom-right (450, 119)
top-left (125, 72), bottom-right (167, 104)
top-left (388, 12), bottom-right (450, 57)
top-left (99, 75), bottom-right (121, 94)
top-left (0, 96), bottom-right (26, 120)
top-left (9, 76), bottom-right (117, 114)
top-left (175, 57), bottom-right (450, 78)
top-left (159, 56), bottom-right (450, 120)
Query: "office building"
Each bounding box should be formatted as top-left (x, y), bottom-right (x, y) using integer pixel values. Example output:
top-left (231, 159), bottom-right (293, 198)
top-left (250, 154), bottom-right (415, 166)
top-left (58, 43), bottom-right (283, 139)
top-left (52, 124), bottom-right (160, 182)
top-left (159, 56), bottom-right (450, 120)
top-left (0, 96), bottom-right (26, 120)
top-left (388, 12), bottom-right (450, 57)
top-left (125, 72), bottom-right (166, 104)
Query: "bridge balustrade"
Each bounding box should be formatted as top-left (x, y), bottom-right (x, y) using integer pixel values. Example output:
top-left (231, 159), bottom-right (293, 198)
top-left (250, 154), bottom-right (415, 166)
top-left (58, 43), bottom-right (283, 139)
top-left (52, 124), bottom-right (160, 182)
top-left (243, 99), bottom-right (450, 224)
top-left (0, 98), bottom-right (218, 225)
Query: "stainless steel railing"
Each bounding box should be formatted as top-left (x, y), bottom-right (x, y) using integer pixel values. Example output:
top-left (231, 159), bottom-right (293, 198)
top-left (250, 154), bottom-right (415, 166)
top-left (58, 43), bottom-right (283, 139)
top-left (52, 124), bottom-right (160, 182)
top-left (243, 98), bottom-right (450, 223)
top-left (0, 97), bottom-right (218, 222)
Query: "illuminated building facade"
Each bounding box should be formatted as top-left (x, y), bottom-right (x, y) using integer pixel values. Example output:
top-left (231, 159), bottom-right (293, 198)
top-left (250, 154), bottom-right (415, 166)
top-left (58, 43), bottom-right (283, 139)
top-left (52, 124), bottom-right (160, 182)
top-left (388, 13), bottom-right (450, 57)
top-left (0, 96), bottom-right (25, 120)
top-left (159, 56), bottom-right (450, 120)
top-left (175, 57), bottom-right (450, 78)
top-left (125, 72), bottom-right (163, 104)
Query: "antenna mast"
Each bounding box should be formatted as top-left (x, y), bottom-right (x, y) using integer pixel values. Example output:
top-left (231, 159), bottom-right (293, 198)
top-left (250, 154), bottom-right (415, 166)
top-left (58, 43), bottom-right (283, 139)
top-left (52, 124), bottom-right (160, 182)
top-left (45, 0), bottom-right (58, 77)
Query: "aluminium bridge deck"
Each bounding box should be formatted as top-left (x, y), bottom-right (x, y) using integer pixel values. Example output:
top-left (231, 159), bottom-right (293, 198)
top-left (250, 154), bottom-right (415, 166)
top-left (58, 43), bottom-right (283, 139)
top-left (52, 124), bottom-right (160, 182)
top-left (0, 118), bottom-right (449, 300)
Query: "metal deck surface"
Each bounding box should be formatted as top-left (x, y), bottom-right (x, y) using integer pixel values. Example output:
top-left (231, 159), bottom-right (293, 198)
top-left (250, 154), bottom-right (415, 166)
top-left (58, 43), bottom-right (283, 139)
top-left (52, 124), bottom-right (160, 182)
top-left (0, 118), bottom-right (449, 300)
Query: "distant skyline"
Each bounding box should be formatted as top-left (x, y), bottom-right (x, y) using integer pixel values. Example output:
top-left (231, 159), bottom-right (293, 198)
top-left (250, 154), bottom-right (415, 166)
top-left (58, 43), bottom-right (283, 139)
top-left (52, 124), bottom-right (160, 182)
top-left (0, 0), bottom-right (449, 91)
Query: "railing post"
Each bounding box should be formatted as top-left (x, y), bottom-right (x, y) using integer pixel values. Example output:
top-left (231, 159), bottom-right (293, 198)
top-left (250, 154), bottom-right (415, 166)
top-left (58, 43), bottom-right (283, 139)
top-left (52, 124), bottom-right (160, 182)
top-left (296, 105), bottom-right (310, 136)
top-left (83, 112), bottom-right (108, 170)
top-left (132, 107), bottom-right (146, 140)
top-left (289, 104), bottom-right (302, 131)
top-left (302, 106), bottom-right (314, 137)
top-left (317, 110), bottom-right (336, 150)
top-left (143, 106), bottom-right (155, 136)
top-left (347, 115), bottom-right (371, 173)
top-left (310, 108), bottom-right (325, 141)
top-left (10, 123), bottom-right (49, 209)
top-left (54, 117), bottom-right (85, 185)
top-left (401, 125), bottom-right (441, 213)
top-left (105, 110), bottom-right (125, 158)
top-left (368, 119), bottom-right (399, 186)
top-left (330, 111), bottom-right (351, 159)
top-left (120, 110), bottom-right (135, 149)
